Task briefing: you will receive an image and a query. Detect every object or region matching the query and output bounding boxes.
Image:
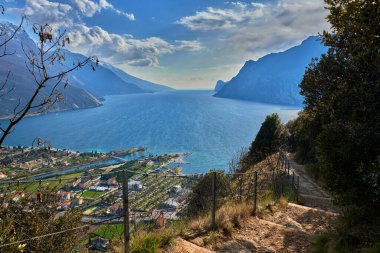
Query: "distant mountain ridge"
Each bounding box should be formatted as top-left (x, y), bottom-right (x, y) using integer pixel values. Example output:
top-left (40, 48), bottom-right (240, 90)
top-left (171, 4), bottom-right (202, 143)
top-left (214, 36), bottom-right (328, 105)
top-left (103, 63), bottom-right (173, 93)
top-left (0, 21), bottom-right (173, 118)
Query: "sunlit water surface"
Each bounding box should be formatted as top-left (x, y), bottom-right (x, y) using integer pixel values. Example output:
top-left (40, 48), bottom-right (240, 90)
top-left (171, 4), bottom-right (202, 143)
top-left (5, 90), bottom-right (300, 173)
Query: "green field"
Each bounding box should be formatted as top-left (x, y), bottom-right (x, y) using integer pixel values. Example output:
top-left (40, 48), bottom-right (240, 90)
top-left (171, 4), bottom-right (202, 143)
top-left (94, 224), bottom-right (124, 240)
top-left (4, 172), bottom-right (85, 193)
top-left (80, 189), bottom-right (106, 199)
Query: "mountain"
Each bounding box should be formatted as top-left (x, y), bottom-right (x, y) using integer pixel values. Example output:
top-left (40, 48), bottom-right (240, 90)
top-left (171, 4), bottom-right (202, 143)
top-left (0, 22), bottom-right (102, 118)
top-left (102, 63), bottom-right (173, 93)
top-left (214, 80), bottom-right (226, 92)
top-left (0, 21), bottom-right (170, 118)
top-left (214, 36), bottom-right (328, 105)
top-left (62, 51), bottom-right (146, 97)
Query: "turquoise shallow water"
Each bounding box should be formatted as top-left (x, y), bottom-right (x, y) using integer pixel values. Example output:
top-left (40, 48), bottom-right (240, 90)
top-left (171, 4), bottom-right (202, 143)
top-left (4, 90), bottom-right (300, 173)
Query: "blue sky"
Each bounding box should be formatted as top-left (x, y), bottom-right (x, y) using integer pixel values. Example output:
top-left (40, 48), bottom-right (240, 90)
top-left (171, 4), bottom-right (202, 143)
top-left (1, 0), bottom-right (329, 89)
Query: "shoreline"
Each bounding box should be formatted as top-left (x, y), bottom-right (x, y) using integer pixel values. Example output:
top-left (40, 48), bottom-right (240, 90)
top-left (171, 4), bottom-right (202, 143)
top-left (0, 103), bottom-right (104, 120)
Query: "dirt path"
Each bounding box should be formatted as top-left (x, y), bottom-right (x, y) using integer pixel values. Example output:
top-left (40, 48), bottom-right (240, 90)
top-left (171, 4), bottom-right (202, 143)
top-left (287, 154), bottom-right (339, 213)
top-left (167, 154), bottom-right (341, 253)
top-left (184, 203), bottom-right (340, 253)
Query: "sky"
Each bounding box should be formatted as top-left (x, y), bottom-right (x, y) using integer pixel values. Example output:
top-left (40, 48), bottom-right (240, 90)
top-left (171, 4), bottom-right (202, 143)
top-left (1, 0), bottom-right (329, 89)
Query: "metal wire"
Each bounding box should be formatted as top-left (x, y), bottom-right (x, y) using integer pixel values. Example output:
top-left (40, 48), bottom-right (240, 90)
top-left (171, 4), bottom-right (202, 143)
top-left (0, 151), bottom-right (297, 250)
top-left (0, 215), bottom-right (123, 248)
top-left (0, 169), bottom-right (256, 189)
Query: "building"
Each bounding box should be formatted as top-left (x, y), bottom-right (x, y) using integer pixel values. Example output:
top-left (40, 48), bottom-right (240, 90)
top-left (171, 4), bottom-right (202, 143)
top-left (105, 177), bottom-right (118, 187)
top-left (66, 178), bottom-right (81, 188)
top-left (128, 180), bottom-right (142, 191)
top-left (71, 196), bottom-right (83, 207)
top-left (89, 236), bottom-right (109, 251)
top-left (159, 198), bottom-right (180, 211)
top-left (58, 200), bottom-right (71, 210)
top-left (0, 172), bottom-right (7, 179)
top-left (11, 191), bottom-right (25, 201)
top-left (57, 191), bottom-right (71, 201)
top-left (106, 203), bottom-right (123, 216)
top-left (78, 178), bottom-right (92, 189)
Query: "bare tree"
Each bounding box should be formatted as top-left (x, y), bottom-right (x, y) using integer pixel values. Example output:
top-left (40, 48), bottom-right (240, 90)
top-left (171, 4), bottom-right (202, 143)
top-left (0, 6), bottom-right (25, 100)
top-left (228, 147), bottom-right (251, 175)
top-left (0, 22), bottom-right (98, 146)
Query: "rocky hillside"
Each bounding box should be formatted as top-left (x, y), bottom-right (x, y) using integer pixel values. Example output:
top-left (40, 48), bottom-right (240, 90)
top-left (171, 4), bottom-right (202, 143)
top-left (214, 36), bottom-right (327, 105)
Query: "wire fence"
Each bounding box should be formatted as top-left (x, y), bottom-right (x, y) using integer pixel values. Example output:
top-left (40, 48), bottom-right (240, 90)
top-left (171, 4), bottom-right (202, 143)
top-left (0, 151), bottom-right (299, 252)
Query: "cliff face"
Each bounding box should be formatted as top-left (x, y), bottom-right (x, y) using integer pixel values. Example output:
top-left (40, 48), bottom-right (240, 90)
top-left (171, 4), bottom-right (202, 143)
top-left (214, 80), bottom-right (226, 92)
top-left (214, 36), bottom-right (327, 105)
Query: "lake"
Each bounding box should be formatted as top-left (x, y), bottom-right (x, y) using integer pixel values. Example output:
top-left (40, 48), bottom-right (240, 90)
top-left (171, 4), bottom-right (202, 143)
top-left (4, 90), bottom-right (300, 173)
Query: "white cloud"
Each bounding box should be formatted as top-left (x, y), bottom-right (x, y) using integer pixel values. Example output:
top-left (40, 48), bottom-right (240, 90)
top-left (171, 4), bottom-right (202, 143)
top-left (74, 0), bottom-right (99, 17)
top-left (11, 0), bottom-right (202, 67)
top-left (74, 0), bottom-right (135, 20)
top-left (176, 0), bottom-right (329, 61)
top-left (19, 0), bottom-right (134, 25)
top-left (176, 2), bottom-right (265, 31)
top-left (23, 0), bottom-right (73, 27)
top-left (67, 25), bottom-right (203, 67)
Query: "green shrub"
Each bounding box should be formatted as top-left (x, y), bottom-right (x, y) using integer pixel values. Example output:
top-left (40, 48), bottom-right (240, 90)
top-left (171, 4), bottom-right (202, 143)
top-left (312, 234), bottom-right (330, 253)
top-left (367, 242), bottom-right (380, 253)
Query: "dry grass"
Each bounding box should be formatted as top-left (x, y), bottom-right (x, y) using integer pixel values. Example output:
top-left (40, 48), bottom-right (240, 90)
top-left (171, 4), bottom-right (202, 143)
top-left (109, 222), bottom-right (182, 253)
top-left (189, 202), bottom-right (252, 236)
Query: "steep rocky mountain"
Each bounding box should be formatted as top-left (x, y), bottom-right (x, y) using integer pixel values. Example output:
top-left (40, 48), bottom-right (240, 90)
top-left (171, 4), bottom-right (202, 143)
top-left (214, 80), bottom-right (225, 92)
top-left (214, 36), bottom-right (327, 105)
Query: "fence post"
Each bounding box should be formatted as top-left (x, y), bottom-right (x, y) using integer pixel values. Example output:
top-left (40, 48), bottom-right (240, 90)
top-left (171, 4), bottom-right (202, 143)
top-left (253, 172), bottom-right (258, 216)
top-left (122, 171), bottom-right (130, 253)
top-left (292, 171), bottom-right (295, 187)
top-left (272, 171), bottom-right (276, 197)
top-left (291, 171), bottom-right (295, 201)
top-left (281, 158), bottom-right (284, 171)
top-left (286, 159), bottom-right (289, 173)
top-left (239, 174), bottom-right (243, 202)
top-left (284, 158), bottom-right (287, 173)
top-left (211, 171), bottom-right (216, 230)
top-left (133, 212), bottom-right (137, 232)
top-left (296, 176), bottom-right (300, 203)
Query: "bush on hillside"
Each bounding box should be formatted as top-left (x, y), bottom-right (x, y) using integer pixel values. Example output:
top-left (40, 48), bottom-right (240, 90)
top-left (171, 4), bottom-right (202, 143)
top-left (248, 113), bottom-right (285, 163)
top-left (185, 172), bottom-right (231, 218)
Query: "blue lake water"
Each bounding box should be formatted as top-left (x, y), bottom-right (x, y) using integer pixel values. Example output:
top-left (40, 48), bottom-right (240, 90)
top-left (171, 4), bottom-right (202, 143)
top-left (4, 90), bottom-right (300, 173)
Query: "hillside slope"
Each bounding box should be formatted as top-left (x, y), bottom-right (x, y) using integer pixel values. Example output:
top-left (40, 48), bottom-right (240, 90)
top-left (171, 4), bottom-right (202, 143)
top-left (165, 154), bottom-right (339, 253)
